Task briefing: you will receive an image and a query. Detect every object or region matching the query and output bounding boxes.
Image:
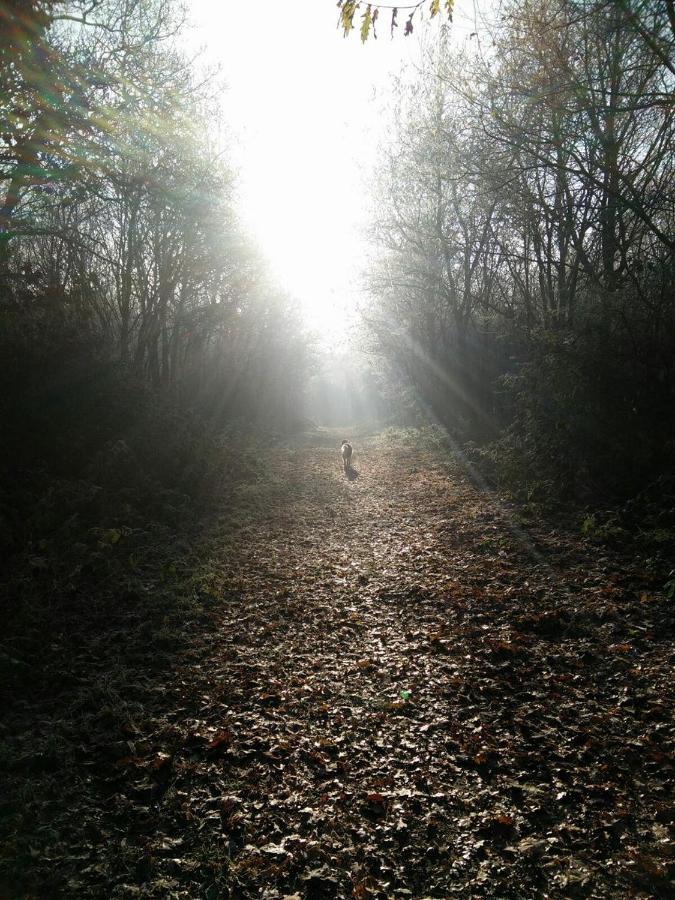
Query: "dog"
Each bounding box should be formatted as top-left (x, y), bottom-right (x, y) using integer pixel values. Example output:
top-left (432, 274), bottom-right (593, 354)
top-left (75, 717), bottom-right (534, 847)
top-left (341, 440), bottom-right (353, 472)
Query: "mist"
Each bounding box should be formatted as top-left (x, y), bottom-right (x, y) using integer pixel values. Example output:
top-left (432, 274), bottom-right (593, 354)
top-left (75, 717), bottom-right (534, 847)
top-left (2, 2), bottom-right (674, 897)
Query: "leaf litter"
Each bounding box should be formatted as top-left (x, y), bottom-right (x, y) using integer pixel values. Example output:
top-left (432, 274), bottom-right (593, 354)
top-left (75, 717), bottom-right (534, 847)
top-left (1, 432), bottom-right (673, 897)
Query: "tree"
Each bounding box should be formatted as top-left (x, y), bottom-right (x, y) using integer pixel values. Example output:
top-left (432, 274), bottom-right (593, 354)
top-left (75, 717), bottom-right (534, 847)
top-left (366, 0), bottom-right (675, 496)
top-left (1, 0), bottom-right (312, 465)
top-left (367, 49), bottom-right (502, 435)
top-left (0, 1), bottom-right (182, 274)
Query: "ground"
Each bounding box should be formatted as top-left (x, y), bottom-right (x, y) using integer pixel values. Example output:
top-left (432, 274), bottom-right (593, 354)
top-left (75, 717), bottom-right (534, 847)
top-left (1, 428), bottom-right (673, 898)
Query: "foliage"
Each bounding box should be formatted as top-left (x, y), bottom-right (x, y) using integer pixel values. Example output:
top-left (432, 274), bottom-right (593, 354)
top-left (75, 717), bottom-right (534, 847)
top-left (581, 511), bottom-right (627, 543)
top-left (0, 0), bottom-right (312, 568)
top-left (366, 0), bottom-right (675, 504)
top-left (337, 1), bottom-right (454, 41)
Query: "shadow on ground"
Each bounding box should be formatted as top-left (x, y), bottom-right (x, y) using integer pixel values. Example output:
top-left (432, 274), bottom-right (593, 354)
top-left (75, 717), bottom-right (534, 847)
top-left (2, 429), bottom-right (672, 898)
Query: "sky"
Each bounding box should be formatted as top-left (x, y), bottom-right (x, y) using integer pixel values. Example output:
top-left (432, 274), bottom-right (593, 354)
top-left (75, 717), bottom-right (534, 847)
top-left (187, 0), bottom-right (487, 344)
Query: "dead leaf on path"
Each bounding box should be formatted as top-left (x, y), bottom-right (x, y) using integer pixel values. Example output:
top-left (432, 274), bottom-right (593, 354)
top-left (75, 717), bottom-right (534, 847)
top-left (206, 731), bottom-right (233, 754)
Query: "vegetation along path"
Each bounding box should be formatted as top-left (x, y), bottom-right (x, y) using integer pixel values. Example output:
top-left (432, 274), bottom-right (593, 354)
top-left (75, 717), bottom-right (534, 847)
top-left (3, 431), bottom-right (673, 898)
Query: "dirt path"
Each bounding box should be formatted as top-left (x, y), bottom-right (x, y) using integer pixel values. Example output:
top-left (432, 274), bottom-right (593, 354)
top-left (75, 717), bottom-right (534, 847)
top-left (3, 431), bottom-right (673, 897)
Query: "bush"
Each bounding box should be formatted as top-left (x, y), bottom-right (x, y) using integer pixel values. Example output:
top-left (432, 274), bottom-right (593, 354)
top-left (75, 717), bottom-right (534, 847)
top-left (0, 286), bottom-right (220, 560)
top-left (485, 297), bottom-right (675, 503)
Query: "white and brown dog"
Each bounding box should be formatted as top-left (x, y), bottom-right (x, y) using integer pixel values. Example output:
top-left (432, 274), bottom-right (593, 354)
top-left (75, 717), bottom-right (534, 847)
top-left (341, 440), bottom-right (353, 472)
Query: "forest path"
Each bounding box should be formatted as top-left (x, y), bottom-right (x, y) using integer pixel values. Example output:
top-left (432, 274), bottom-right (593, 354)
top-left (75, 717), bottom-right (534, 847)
top-left (169, 430), bottom-right (672, 898)
top-left (3, 430), bottom-right (672, 898)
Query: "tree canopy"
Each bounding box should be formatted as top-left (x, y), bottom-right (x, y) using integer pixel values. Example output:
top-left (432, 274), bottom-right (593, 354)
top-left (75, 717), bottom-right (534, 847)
top-left (364, 0), bottom-right (675, 498)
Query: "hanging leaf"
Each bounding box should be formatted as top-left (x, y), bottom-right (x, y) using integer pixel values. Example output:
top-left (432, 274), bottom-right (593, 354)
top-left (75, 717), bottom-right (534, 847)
top-left (360, 5), bottom-right (373, 43)
top-left (430, 0), bottom-right (440, 17)
top-left (340, 0), bottom-right (358, 36)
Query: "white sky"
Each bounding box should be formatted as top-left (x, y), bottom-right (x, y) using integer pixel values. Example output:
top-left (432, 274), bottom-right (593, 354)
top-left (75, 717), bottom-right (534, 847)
top-left (187, 0), bottom-right (486, 344)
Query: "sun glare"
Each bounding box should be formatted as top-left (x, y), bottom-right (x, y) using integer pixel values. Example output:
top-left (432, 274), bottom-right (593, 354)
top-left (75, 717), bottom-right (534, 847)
top-left (188, 1), bottom-right (480, 343)
top-left (187, 0), bottom-right (416, 343)
top-left (238, 127), bottom-right (367, 342)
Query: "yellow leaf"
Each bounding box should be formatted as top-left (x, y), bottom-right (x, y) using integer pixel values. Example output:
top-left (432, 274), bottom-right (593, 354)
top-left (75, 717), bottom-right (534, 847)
top-left (430, 0), bottom-right (440, 17)
top-left (360, 5), bottom-right (372, 43)
top-left (340, 0), bottom-right (357, 36)
top-left (103, 527), bottom-right (122, 545)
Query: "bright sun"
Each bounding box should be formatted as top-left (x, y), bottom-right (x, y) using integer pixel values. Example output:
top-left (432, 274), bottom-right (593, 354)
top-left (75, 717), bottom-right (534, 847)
top-left (187, 0), bottom-right (415, 342)
top-left (237, 126), bottom-right (368, 342)
top-left (188, 1), bottom-right (478, 343)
